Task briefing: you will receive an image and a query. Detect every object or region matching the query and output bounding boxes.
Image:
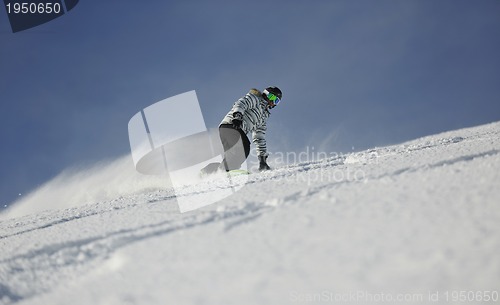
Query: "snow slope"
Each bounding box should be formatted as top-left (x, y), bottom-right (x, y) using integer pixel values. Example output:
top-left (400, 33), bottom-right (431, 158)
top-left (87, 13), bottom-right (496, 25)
top-left (1, 122), bottom-right (499, 305)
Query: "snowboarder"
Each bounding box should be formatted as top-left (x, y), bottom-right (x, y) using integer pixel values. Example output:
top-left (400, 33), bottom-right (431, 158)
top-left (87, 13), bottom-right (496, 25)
top-left (201, 86), bottom-right (283, 175)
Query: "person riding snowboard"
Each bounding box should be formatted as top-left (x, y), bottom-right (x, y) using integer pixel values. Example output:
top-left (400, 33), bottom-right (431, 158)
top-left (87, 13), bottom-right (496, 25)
top-left (202, 86), bottom-right (282, 175)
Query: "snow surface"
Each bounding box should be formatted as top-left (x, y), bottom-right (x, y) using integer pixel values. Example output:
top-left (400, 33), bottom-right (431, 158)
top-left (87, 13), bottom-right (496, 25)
top-left (1, 122), bottom-right (500, 305)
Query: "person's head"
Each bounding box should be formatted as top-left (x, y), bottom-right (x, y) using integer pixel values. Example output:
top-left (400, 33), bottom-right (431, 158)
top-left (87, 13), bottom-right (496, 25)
top-left (262, 86), bottom-right (282, 109)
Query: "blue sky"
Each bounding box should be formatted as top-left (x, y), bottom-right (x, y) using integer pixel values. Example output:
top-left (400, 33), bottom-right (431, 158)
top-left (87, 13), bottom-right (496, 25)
top-left (1, 0), bottom-right (500, 209)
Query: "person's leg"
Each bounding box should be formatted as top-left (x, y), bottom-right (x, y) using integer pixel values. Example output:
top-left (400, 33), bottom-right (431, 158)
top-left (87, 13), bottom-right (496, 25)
top-left (219, 125), bottom-right (250, 171)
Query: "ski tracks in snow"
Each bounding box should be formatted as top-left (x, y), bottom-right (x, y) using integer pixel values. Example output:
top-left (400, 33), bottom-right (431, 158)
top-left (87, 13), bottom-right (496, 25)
top-left (1, 122), bottom-right (499, 304)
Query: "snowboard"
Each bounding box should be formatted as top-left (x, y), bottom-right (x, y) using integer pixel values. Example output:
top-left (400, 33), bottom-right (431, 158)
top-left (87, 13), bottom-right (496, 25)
top-left (227, 169), bottom-right (251, 176)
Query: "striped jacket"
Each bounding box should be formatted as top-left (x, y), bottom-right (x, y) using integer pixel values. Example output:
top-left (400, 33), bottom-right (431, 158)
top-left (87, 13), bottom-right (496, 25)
top-left (220, 88), bottom-right (270, 157)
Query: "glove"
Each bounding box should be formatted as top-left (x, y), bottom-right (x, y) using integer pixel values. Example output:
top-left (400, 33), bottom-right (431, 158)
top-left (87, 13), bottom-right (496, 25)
top-left (258, 155), bottom-right (271, 171)
top-left (232, 112), bottom-right (243, 129)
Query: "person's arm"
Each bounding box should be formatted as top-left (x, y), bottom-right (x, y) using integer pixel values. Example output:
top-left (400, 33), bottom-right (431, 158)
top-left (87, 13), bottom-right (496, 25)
top-left (230, 92), bottom-right (260, 129)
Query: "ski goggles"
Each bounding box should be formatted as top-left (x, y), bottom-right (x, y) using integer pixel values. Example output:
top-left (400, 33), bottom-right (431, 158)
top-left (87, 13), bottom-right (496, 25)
top-left (264, 89), bottom-right (281, 105)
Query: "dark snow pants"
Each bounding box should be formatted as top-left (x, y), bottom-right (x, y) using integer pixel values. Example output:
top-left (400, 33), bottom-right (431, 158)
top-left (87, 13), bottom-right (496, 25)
top-left (218, 124), bottom-right (250, 171)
